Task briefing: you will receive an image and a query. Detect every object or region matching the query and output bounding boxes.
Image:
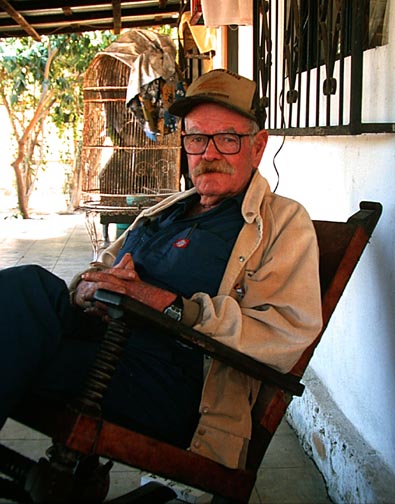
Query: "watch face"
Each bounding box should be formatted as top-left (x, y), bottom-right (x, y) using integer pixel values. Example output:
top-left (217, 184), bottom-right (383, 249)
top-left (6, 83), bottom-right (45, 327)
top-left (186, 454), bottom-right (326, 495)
top-left (164, 304), bottom-right (183, 321)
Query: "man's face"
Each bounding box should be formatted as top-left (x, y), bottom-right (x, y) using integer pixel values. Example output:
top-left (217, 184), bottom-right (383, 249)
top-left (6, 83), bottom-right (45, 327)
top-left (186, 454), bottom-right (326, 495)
top-left (184, 103), bottom-right (268, 200)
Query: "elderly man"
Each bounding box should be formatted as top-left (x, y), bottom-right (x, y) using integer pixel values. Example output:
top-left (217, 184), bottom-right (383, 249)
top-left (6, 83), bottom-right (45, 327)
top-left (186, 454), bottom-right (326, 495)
top-left (0, 69), bottom-right (322, 469)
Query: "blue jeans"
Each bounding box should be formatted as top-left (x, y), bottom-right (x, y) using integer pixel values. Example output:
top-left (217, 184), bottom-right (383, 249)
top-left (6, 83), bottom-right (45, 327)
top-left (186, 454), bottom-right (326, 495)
top-left (0, 265), bottom-right (202, 448)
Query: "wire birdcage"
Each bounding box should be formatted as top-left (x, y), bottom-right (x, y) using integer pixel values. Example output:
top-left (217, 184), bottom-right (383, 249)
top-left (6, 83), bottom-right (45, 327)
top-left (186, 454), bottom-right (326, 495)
top-left (80, 54), bottom-right (181, 215)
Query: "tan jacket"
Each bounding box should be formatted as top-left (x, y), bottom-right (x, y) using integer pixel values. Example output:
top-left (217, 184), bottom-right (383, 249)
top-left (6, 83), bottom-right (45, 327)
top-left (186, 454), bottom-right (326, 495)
top-left (70, 170), bottom-right (322, 468)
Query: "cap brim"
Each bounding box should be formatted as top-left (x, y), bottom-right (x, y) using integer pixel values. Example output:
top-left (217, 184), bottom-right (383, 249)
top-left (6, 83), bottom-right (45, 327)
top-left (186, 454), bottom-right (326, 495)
top-left (168, 95), bottom-right (258, 123)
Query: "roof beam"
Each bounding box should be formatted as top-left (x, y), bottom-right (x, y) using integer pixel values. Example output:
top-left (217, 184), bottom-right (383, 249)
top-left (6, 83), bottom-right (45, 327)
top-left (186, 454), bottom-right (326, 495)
top-left (0, 16), bottom-right (178, 38)
top-left (0, 0), bottom-right (41, 40)
top-left (62, 7), bottom-right (73, 17)
top-left (0, 1), bottom-right (181, 38)
top-left (112, 0), bottom-right (121, 34)
top-left (3, 1), bottom-right (178, 11)
top-left (0, 4), bottom-right (180, 30)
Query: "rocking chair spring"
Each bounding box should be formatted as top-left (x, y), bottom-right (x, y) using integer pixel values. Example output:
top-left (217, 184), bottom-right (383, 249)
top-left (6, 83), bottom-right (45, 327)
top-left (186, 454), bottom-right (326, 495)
top-left (76, 319), bottom-right (129, 415)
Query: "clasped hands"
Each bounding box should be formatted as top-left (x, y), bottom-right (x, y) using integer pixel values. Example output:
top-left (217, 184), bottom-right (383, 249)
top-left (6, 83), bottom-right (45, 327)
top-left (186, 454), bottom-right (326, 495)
top-left (74, 253), bottom-right (177, 319)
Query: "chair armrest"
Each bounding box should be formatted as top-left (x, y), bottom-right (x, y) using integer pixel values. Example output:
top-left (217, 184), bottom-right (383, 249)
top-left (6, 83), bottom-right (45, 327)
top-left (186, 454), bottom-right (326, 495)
top-left (93, 289), bottom-right (305, 396)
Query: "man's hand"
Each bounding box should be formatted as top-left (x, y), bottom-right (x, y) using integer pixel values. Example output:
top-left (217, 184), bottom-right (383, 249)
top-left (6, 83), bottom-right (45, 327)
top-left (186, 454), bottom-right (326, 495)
top-left (74, 253), bottom-right (177, 318)
top-left (74, 254), bottom-right (137, 309)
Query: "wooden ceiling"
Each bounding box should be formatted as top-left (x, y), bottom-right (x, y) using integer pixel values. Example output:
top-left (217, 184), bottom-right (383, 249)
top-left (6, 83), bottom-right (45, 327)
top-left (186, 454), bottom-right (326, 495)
top-left (0, 0), bottom-right (183, 40)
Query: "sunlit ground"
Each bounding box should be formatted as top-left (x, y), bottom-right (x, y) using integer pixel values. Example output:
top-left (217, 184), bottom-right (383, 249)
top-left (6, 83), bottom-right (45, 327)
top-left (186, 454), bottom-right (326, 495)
top-left (0, 212), bottom-right (85, 240)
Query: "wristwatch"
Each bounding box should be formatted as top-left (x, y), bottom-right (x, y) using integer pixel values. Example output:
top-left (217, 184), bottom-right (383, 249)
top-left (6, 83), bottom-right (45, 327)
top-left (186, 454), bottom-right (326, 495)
top-left (163, 295), bottom-right (183, 322)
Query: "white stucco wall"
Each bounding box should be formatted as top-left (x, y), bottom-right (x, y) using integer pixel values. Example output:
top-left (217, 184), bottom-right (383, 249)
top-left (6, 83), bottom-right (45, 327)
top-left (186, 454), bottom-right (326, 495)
top-left (261, 133), bottom-right (395, 473)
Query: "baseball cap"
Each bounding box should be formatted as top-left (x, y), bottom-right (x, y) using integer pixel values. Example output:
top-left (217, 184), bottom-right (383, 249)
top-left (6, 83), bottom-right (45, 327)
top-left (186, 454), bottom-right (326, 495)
top-left (169, 69), bottom-right (260, 124)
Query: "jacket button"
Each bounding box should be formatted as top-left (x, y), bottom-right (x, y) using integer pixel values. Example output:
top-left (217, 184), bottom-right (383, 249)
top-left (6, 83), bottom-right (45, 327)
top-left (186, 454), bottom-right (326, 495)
top-left (193, 440), bottom-right (201, 449)
top-left (202, 406), bottom-right (209, 414)
top-left (239, 256), bottom-right (245, 262)
top-left (198, 428), bottom-right (206, 435)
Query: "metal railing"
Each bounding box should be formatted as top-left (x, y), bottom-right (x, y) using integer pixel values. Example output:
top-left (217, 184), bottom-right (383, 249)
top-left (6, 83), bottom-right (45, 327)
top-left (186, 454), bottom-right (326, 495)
top-left (253, 0), bottom-right (394, 135)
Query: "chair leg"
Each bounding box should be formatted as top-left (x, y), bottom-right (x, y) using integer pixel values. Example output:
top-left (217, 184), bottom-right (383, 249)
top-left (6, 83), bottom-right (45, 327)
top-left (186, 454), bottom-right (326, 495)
top-left (0, 442), bottom-right (112, 503)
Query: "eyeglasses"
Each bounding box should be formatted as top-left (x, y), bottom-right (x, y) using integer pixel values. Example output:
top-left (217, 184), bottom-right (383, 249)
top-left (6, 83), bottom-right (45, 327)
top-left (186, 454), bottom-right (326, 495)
top-left (182, 133), bottom-right (254, 155)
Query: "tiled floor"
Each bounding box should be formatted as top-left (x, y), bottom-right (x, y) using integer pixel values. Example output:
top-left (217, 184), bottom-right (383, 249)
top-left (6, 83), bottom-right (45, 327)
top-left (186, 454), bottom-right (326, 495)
top-left (0, 213), bottom-right (332, 503)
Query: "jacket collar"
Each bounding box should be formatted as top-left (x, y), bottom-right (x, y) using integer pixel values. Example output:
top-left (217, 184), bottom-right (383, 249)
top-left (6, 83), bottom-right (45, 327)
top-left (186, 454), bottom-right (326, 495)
top-left (241, 170), bottom-right (271, 224)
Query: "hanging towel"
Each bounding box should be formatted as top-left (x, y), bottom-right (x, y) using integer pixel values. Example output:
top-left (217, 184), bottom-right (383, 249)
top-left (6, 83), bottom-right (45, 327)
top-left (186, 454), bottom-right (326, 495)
top-left (201, 0), bottom-right (253, 27)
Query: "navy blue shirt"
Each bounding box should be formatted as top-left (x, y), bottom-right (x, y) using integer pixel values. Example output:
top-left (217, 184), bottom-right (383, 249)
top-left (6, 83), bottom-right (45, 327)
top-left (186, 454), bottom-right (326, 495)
top-left (114, 192), bottom-right (245, 298)
top-left (106, 193), bottom-right (246, 446)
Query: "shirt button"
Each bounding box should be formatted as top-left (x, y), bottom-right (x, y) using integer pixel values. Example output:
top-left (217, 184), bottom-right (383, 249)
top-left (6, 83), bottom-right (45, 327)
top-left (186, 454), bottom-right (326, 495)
top-left (239, 256), bottom-right (245, 262)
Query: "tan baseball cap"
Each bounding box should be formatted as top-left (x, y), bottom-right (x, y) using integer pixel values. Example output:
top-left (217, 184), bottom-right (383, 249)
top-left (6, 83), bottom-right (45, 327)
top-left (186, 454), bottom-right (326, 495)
top-left (169, 69), bottom-right (259, 123)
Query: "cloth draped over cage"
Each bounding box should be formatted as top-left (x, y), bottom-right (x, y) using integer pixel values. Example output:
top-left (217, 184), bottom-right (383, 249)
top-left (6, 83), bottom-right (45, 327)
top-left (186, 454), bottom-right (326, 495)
top-left (98, 29), bottom-right (186, 140)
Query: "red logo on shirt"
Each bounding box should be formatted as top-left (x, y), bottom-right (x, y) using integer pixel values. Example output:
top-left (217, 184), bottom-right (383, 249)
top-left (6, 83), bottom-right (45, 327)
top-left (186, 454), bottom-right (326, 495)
top-left (173, 238), bottom-right (190, 248)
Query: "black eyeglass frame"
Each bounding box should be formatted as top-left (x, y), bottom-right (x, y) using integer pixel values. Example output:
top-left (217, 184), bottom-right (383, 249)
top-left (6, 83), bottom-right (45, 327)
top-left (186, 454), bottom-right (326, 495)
top-left (181, 133), bottom-right (255, 155)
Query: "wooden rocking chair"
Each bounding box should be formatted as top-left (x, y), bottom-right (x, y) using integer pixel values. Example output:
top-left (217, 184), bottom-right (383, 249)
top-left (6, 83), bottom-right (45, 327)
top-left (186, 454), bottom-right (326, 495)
top-left (0, 201), bottom-right (382, 503)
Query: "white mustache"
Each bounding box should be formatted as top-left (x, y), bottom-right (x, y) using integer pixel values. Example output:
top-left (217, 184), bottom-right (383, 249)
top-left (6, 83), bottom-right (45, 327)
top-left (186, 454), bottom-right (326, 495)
top-left (192, 160), bottom-right (234, 177)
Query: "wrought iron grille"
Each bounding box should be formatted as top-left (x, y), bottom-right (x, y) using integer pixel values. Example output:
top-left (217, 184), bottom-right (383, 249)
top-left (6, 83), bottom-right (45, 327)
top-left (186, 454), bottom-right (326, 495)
top-left (253, 0), bottom-right (394, 135)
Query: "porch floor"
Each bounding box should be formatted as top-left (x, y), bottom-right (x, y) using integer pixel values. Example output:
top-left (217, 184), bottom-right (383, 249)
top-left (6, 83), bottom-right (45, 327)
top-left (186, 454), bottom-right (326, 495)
top-left (0, 213), bottom-right (332, 503)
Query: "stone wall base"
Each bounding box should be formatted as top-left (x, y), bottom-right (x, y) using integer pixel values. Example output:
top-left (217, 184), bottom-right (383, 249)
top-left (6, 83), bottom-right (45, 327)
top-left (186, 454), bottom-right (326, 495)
top-left (286, 368), bottom-right (395, 504)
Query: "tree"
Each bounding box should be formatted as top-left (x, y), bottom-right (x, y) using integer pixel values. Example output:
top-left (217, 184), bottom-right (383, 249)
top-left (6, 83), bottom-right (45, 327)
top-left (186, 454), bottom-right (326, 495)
top-left (0, 32), bottom-right (115, 218)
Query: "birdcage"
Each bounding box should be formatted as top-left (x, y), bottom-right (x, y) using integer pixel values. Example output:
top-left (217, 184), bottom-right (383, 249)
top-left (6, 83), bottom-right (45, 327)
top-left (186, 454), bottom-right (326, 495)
top-left (79, 30), bottom-right (183, 255)
top-left (81, 56), bottom-right (181, 212)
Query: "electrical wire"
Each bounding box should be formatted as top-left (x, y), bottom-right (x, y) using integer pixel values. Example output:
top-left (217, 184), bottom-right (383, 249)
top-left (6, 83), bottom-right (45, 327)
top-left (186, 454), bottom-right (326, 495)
top-left (272, 134), bottom-right (285, 193)
top-left (270, 90), bottom-right (287, 193)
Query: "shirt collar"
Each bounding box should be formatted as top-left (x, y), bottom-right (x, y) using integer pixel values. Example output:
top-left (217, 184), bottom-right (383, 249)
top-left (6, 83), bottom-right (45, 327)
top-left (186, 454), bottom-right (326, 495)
top-left (176, 190), bottom-right (245, 214)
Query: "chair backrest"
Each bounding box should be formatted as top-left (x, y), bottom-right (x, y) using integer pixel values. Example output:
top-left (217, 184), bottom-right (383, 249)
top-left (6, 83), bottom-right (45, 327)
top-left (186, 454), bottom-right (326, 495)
top-left (296, 201), bottom-right (382, 373)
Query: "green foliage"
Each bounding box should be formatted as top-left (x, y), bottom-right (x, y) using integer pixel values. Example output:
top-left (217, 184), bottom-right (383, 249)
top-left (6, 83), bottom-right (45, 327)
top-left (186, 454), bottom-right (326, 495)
top-left (157, 25), bottom-right (178, 46)
top-left (0, 31), bottom-right (116, 134)
top-left (0, 31), bottom-right (116, 216)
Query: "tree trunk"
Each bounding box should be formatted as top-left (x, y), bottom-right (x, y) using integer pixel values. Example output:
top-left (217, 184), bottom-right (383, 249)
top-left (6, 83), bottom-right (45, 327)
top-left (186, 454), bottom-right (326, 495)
top-left (68, 156), bottom-right (82, 211)
top-left (12, 140), bottom-right (30, 219)
top-left (10, 95), bottom-right (55, 218)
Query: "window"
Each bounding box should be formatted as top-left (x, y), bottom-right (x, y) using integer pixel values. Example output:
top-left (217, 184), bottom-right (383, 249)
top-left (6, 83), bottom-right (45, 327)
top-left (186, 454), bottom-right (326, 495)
top-left (254, 0), bottom-right (392, 135)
